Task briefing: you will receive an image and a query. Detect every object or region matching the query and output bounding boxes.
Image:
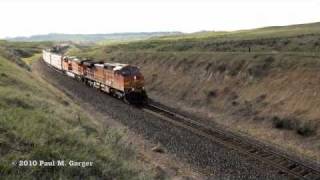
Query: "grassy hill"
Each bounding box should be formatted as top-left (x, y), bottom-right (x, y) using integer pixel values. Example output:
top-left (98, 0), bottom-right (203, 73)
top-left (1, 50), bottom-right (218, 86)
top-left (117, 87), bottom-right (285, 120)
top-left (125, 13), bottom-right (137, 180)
top-left (0, 41), bottom-right (152, 179)
top-left (0, 41), bottom-right (52, 70)
top-left (67, 22), bottom-right (320, 161)
top-left (158, 22), bottom-right (320, 40)
top-left (104, 22), bottom-right (320, 52)
top-left (6, 32), bottom-right (182, 43)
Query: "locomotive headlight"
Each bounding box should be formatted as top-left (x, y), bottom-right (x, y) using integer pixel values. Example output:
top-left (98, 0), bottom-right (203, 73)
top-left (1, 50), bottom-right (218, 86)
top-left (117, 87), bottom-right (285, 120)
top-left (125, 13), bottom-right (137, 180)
top-left (134, 76), bottom-right (137, 80)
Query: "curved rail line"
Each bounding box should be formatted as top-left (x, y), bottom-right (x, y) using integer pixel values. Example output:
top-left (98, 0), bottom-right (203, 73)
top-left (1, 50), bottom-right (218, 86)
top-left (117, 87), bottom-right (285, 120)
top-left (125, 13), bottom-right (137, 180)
top-left (44, 60), bottom-right (320, 179)
top-left (142, 103), bottom-right (320, 180)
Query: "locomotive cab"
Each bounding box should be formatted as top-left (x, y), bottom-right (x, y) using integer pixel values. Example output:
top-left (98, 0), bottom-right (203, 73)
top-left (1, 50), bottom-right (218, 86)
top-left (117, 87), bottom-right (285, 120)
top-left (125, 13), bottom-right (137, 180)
top-left (117, 66), bottom-right (147, 104)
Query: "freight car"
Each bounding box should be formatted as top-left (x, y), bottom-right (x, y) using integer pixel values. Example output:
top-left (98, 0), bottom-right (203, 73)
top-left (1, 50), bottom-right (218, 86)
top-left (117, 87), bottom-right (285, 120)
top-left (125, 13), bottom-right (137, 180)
top-left (42, 48), bottom-right (147, 104)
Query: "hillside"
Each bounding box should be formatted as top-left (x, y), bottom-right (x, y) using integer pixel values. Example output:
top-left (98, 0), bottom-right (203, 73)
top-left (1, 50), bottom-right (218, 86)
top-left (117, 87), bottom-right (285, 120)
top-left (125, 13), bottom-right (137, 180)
top-left (0, 41), bottom-right (52, 70)
top-left (6, 32), bottom-right (182, 43)
top-left (0, 41), bottom-right (153, 179)
top-left (105, 22), bottom-right (320, 52)
top-left (67, 22), bottom-right (320, 162)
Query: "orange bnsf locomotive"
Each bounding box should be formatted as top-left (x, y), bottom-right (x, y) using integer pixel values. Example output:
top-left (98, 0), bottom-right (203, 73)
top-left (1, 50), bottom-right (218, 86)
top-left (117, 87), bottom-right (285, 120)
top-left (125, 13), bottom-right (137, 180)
top-left (42, 48), bottom-right (147, 104)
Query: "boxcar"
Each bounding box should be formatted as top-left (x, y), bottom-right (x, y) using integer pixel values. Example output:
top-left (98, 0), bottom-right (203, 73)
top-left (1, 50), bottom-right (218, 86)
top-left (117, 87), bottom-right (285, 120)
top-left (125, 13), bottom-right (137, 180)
top-left (42, 50), bottom-right (51, 64)
top-left (43, 50), bottom-right (63, 70)
top-left (50, 53), bottom-right (63, 70)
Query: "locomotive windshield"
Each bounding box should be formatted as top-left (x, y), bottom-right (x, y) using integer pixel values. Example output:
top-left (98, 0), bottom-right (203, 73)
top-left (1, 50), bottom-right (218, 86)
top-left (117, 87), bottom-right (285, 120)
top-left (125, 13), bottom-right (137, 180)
top-left (120, 66), bottom-right (140, 76)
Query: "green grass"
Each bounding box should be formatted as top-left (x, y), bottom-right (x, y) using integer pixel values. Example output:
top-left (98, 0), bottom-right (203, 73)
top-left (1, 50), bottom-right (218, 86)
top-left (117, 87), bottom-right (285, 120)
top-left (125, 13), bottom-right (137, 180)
top-left (0, 41), bottom-right (52, 71)
top-left (0, 45), bottom-right (152, 179)
top-left (158, 22), bottom-right (320, 40)
top-left (22, 53), bottom-right (42, 66)
top-left (67, 21), bottom-right (320, 160)
top-left (98, 22), bottom-right (320, 53)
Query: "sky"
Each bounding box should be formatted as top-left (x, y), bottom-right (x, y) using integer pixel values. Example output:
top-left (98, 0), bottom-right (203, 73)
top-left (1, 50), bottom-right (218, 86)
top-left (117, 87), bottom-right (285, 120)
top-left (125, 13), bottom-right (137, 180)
top-left (0, 0), bottom-right (320, 38)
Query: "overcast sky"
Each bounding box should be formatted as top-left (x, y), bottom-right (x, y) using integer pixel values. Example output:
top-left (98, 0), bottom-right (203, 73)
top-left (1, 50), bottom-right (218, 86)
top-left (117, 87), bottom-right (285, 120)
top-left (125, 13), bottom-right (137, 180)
top-left (0, 0), bottom-right (320, 38)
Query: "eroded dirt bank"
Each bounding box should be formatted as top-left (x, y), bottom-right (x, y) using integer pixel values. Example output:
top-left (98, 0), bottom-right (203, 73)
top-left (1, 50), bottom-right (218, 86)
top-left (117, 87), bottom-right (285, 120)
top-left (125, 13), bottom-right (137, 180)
top-left (96, 51), bottom-right (320, 163)
top-left (32, 61), bottom-right (204, 180)
top-left (34, 60), bottom-right (290, 179)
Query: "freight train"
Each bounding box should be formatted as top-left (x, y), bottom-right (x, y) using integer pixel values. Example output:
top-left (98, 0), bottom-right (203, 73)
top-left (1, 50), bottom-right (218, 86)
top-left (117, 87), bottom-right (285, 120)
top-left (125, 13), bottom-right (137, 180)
top-left (42, 48), bottom-right (147, 104)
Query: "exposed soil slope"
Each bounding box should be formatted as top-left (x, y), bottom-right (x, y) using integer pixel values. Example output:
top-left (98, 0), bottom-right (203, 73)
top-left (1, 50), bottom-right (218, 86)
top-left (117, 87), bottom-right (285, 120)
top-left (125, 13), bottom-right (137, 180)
top-left (35, 60), bottom-right (290, 179)
top-left (67, 22), bottom-right (320, 163)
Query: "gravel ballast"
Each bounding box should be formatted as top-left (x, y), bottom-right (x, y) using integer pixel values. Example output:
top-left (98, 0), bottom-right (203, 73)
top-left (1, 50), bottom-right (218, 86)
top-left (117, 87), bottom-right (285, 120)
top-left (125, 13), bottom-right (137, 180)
top-left (35, 60), bottom-right (290, 180)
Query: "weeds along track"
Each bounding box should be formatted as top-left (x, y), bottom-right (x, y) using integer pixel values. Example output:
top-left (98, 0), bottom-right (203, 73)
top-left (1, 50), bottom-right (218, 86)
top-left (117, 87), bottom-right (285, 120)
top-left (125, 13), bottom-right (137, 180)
top-left (142, 102), bottom-right (320, 180)
top-left (41, 60), bottom-right (319, 179)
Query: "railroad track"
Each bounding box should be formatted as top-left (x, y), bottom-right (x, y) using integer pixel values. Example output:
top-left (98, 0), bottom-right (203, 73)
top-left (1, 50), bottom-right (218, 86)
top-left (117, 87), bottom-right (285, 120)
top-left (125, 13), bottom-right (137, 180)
top-left (44, 60), bottom-right (320, 179)
top-left (142, 102), bottom-right (320, 180)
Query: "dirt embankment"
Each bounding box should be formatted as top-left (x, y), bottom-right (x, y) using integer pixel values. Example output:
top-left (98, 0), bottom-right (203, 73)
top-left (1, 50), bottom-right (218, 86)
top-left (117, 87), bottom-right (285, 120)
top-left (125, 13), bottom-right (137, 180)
top-left (32, 60), bottom-right (206, 180)
top-left (100, 51), bottom-right (320, 162)
top-left (34, 60), bottom-right (290, 179)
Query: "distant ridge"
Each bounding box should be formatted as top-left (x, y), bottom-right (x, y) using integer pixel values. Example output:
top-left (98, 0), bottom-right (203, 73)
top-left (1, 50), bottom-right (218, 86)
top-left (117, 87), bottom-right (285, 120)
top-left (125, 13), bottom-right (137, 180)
top-left (6, 32), bottom-right (182, 43)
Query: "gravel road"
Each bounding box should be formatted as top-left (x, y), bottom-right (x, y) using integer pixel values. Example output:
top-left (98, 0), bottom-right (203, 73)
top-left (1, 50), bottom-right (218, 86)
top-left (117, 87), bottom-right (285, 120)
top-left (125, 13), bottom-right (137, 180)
top-left (34, 60), bottom-right (291, 180)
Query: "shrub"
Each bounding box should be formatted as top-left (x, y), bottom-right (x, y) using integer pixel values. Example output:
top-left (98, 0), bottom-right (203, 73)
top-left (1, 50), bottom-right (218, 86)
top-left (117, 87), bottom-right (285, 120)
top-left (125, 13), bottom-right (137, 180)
top-left (272, 116), bottom-right (296, 130)
top-left (272, 116), bottom-right (317, 137)
top-left (217, 64), bottom-right (227, 73)
top-left (296, 122), bottom-right (317, 137)
top-left (247, 56), bottom-right (274, 78)
top-left (0, 72), bottom-right (8, 77)
top-left (231, 101), bottom-right (239, 106)
top-left (207, 90), bottom-right (218, 98)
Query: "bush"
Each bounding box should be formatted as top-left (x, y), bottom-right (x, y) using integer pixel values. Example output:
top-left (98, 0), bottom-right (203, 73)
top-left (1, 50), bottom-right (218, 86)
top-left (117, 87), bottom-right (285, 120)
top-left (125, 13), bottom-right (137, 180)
top-left (207, 90), bottom-right (218, 98)
top-left (272, 116), bottom-right (317, 137)
top-left (247, 56), bottom-right (274, 78)
top-left (296, 122), bottom-right (317, 137)
top-left (272, 116), bottom-right (296, 130)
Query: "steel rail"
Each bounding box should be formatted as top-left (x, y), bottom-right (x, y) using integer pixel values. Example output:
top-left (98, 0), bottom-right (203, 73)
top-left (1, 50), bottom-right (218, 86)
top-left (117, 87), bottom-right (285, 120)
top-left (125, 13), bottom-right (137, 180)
top-left (142, 103), bottom-right (320, 180)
